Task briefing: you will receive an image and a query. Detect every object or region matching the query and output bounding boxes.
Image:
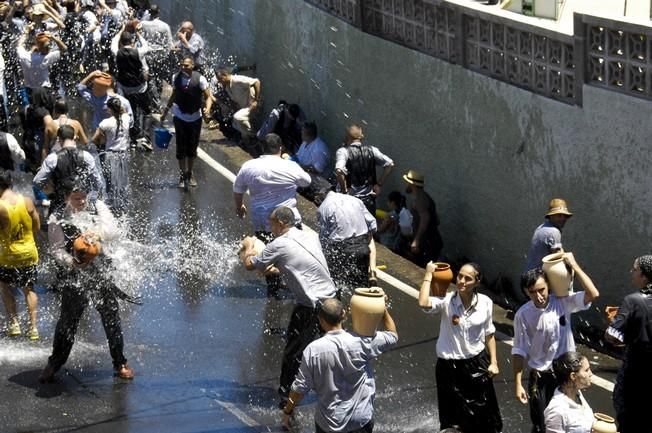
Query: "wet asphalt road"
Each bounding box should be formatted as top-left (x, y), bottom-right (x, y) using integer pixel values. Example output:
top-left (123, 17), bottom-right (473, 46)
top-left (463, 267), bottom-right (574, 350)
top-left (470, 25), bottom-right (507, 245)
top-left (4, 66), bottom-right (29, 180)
top-left (0, 128), bottom-right (620, 433)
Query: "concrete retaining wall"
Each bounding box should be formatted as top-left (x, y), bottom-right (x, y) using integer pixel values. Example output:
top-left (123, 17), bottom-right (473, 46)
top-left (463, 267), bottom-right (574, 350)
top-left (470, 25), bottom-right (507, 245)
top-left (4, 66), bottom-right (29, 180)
top-left (157, 0), bottom-right (652, 313)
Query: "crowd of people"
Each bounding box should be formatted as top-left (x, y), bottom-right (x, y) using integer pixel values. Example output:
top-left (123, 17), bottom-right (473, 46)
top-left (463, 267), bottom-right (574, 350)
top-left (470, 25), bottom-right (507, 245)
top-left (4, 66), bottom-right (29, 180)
top-left (0, 1), bottom-right (650, 433)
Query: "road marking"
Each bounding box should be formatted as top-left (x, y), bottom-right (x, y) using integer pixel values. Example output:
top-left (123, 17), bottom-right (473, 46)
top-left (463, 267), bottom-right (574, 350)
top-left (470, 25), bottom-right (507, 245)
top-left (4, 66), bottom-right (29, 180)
top-left (196, 147), bottom-right (617, 395)
top-left (214, 399), bottom-right (259, 427)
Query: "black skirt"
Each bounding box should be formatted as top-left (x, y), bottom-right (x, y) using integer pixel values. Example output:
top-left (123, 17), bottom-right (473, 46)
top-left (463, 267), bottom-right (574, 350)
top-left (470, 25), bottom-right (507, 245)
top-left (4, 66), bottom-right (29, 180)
top-left (435, 350), bottom-right (503, 433)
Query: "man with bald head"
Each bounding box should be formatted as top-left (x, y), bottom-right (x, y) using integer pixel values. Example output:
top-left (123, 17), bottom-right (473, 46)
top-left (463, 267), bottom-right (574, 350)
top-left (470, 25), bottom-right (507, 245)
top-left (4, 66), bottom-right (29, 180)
top-left (335, 124), bottom-right (394, 215)
top-left (175, 20), bottom-right (205, 74)
top-left (281, 297), bottom-right (398, 433)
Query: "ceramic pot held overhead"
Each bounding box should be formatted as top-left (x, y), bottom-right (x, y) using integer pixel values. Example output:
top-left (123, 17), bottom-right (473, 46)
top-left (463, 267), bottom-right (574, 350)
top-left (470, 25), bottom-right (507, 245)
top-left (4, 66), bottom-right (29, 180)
top-left (431, 262), bottom-right (454, 297)
top-left (350, 287), bottom-right (385, 337)
top-left (542, 252), bottom-right (574, 297)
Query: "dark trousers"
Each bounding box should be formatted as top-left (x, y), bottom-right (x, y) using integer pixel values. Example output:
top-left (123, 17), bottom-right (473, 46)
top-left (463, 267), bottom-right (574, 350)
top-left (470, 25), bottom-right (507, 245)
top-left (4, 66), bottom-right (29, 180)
top-left (173, 116), bottom-right (202, 159)
top-left (279, 304), bottom-right (321, 396)
top-left (124, 91), bottom-right (152, 143)
top-left (0, 94), bottom-right (7, 132)
top-left (527, 369), bottom-right (557, 433)
top-left (316, 420), bottom-right (373, 433)
top-left (324, 235), bottom-right (370, 289)
top-left (435, 351), bottom-right (503, 433)
top-left (48, 284), bottom-right (127, 372)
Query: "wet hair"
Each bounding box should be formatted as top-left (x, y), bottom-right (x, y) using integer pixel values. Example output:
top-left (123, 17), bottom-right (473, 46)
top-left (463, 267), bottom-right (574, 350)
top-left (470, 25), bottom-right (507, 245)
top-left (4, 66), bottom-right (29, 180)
top-left (181, 56), bottom-right (195, 66)
top-left (635, 255), bottom-right (652, 282)
top-left (319, 298), bottom-right (345, 326)
top-left (520, 268), bottom-right (547, 290)
top-left (312, 177), bottom-right (334, 206)
top-left (216, 67), bottom-right (231, 78)
top-left (302, 121), bottom-right (317, 139)
top-left (107, 98), bottom-right (124, 133)
top-left (61, 177), bottom-right (89, 197)
top-left (149, 4), bottom-right (160, 17)
top-left (0, 169), bottom-right (12, 190)
top-left (288, 104), bottom-right (301, 119)
top-left (388, 191), bottom-right (406, 210)
top-left (270, 206), bottom-right (295, 227)
top-left (54, 98), bottom-right (68, 115)
top-left (263, 133), bottom-right (283, 154)
top-left (553, 351), bottom-right (586, 386)
top-left (57, 124), bottom-right (75, 141)
top-left (120, 31), bottom-right (134, 46)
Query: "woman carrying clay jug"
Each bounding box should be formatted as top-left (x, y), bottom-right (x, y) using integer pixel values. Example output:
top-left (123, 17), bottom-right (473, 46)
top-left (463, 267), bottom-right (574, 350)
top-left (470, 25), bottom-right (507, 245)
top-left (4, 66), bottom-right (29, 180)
top-left (605, 255), bottom-right (652, 433)
top-left (544, 351), bottom-right (616, 433)
top-left (418, 261), bottom-right (503, 433)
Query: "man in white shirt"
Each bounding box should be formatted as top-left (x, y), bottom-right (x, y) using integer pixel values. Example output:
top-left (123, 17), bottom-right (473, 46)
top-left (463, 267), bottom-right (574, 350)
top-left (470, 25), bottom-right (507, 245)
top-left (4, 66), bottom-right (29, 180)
top-left (140, 4), bottom-right (173, 106)
top-left (16, 30), bottom-right (66, 89)
top-left (0, 131), bottom-right (25, 171)
top-left (216, 68), bottom-right (261, 145)
top-left (316, 186), bottom-right (377, 289)
top-left (233, 133), bottom-right (311, 233)
top-left (234, 133), bottom-right (311, 296)
top-left (511, 253), bottom-right (599, 433)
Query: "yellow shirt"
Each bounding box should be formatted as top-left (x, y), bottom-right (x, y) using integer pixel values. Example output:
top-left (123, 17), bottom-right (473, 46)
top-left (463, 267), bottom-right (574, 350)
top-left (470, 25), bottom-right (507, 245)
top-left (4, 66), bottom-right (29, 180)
top-left (0, 196), bottom-right (39, 267)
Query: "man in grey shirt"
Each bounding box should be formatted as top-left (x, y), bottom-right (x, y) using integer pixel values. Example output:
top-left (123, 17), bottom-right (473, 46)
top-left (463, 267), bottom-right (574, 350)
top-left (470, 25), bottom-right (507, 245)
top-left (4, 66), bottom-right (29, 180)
top-left (240, 206), bottom-right (337, 402)
top-left (525, 198), bottom-right (573, 271)
top-left (281, 298), bottom-right (398, 433)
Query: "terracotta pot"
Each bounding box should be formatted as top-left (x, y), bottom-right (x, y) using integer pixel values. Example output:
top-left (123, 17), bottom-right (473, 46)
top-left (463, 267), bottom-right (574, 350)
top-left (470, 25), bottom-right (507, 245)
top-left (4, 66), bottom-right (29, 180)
top-left (542, 252), bottom-right (573, 297)
top-left (350, 287), bottom-right (385, 337)
top-left (430, 262), bottom-right (454, 297)
top-left (605, 306), bottom-right (619, 324)
top-left (73, 233), bottom-right (101, 264)
top-left (593, 413), bottom-right (618, 433)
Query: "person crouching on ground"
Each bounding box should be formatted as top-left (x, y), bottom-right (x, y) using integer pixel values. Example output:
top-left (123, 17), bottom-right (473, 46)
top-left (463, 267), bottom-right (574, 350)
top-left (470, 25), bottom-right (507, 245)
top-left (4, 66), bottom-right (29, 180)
top-left (39, 179), bottom-right (134, 382)
top-left (281, 298), bottom-right (398, 433)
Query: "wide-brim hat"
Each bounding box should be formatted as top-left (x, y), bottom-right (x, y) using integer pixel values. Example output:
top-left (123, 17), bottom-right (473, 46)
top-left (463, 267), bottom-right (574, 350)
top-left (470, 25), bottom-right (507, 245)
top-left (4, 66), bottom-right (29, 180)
top-left (93, 73), bottom-right (113, 87)
top-left (403, 169), bottom-right (425, 187)
top-left (545, 198), bottom-right (573, 217)
top-left (31, 3), bottom-right (46, 15)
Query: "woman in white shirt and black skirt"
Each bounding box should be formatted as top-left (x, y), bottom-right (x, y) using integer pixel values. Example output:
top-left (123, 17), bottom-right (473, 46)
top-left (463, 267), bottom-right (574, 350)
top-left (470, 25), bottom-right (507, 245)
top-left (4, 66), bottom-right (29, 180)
top-left (418, 261), bottom-right (503, 433)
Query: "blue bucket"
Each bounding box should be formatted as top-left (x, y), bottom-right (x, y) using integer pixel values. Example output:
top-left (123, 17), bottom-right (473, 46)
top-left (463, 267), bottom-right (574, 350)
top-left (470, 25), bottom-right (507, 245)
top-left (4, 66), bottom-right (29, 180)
top-left (154, 128), bottom-right (173, 150)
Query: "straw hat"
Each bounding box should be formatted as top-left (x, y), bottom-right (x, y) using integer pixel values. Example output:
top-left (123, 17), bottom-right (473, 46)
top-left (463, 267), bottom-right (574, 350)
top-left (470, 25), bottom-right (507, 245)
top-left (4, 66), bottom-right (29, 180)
top-left (402, 169), bottom-right (425, 187)
top-left (545, 198), bottom-right (573, 217)
top-left (31, 3), bottom-right (46, 15)
top-left (93, 73), bottom-right (113, 88)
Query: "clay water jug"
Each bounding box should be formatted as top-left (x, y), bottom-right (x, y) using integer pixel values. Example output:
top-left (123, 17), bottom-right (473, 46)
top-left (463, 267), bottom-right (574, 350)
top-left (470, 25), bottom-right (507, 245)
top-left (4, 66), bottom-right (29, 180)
top-left (239, 238), bottom-right (266, 263)
top-left (592, 413), bottom-right (618, 433)
top-left (430, 262), bottom-right (454, 297)
top-left (350, 287), bottom-right (385, 336)
top-left (542, 252), bottom-right (573, 297)
top-left (73, 233), bottom-right (101, 264)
